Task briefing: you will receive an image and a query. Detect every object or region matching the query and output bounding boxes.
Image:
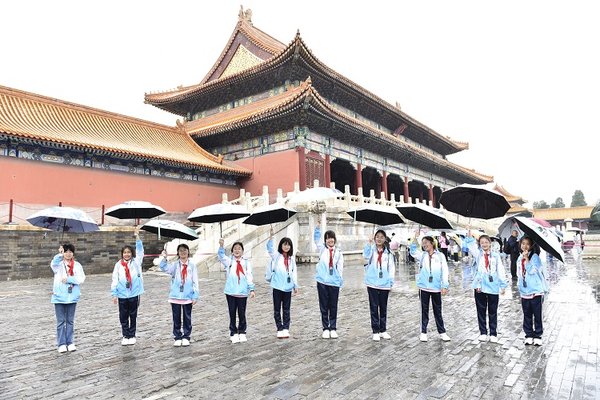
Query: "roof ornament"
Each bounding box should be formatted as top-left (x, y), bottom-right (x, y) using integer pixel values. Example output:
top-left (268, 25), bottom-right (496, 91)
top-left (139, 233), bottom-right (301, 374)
top-left (175, 119), bottom-right (185, 132)
top-left (238, 5), bottom-right (252, 24)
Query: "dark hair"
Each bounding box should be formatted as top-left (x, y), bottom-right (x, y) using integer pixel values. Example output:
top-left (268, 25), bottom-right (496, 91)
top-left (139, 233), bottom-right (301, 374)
top-left (278, 237), bottom-right (294, 257)
top-left (324, 230), bottom-right (336, 244)
top-left (120, 245), bottom-right (135, 259)
top-left (422, 236), bottom-right (436, 249)
top-left (62, 243), bottom-right (75, 254)
top-left (441, 232), bottom-right (447, 237)
top-left (231, 242), bottom-right (244, 252)
top-left (374, 230), bottom-right (389, 252)
top-left (519, 236), bottom-right (540, 256)
top-left (478, 234), bottom-right (491, 245)
top-left (177, 244), bottom-right (190, 255)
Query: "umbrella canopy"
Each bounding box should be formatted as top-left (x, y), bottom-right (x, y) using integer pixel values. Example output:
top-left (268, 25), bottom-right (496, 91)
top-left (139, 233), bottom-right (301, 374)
top-left (347, 204), bottom-right (404, 226)
top-left (243, 204), bottom-right (297, 226)
top-left (188, 203), bottom-right (250, 223)
top-left (439, 184), bottom-right (510, 219)
top-left (140, 219), bottom-right (198, 240)
top-left (498, 217), bottom-right (524, 239)
top-left (425, 230), bottom-right (442, 237)
top-left (530, 217), bottom-right (552, 228)
top-left (396, 203), bottom-right (453, 229)
top-left (105, 201), bottom-right (165, 219)
top-left (514, 216), bottom-right (565, 262)
top-left (27, 206), bottom-right (99, 233)
top-left (287, 187), bottom-right (343, 204)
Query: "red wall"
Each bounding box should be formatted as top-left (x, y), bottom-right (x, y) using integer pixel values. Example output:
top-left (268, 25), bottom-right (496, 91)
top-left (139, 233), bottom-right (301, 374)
top-left (0, 157), bottom-right (240, 213)
top-left (236, 149), bottom-right (300, 197)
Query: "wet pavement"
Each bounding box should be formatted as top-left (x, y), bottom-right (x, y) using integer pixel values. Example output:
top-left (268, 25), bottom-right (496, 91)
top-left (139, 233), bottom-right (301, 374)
top-left (0, 254), bottom-right (598, 399)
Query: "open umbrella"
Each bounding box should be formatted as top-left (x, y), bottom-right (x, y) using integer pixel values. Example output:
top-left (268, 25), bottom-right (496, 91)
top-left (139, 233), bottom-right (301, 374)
top-left (347, 204), bottom-right (404, 226)
top-left (498, 217), bottom-right (524, 239)
top-left (439, 184), bottom-right (510, 219)
top-left (396, 203), bottom-right (453, 229)
top-left (105, 201), bottom-right (165, 219)
top-left (287, 187), bottom-right (343, 204)
top-left (425, 230), bottom-right (442, 237)
top-left (27, 206), bottom-right (99, 235)
top-left (140, 219), bottom-right (198, 241)
top-left (530, 217), bottom-right (552, 228)
top-left (514, 216), bottom-right (565, 262)
top-left (243, 204), bottom-right (297, 226)
top-left (188, 203), bottom-right (250, 237)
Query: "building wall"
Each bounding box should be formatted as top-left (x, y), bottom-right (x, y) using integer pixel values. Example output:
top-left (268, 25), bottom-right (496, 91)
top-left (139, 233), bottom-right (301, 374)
top-left (236, 149), bottom-right (300, 196)
top-left (0, 157), bottom-right (240, 212)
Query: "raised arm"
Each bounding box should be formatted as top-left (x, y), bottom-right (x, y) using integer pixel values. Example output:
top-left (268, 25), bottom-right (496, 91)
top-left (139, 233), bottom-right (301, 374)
top-left (50, 246), bottom-right (64, 273)
top-left (159, 250), bottom-right (177, 276)
top-left (314, 225), bottom-right (325, 253)
top-left (133, 228), bottom-right (144, 267)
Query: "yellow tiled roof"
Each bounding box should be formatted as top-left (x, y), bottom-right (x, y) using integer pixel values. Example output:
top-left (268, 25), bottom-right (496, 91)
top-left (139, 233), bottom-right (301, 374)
top-left (0, 85), bottom-right (250, 176)
top-left (494, 184), bottom-right (526, 204)
top-left (533, 206), bottom-right (594, 220)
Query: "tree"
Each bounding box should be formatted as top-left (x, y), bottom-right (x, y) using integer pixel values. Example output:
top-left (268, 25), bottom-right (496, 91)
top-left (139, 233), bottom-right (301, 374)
top-left (533, 200), bottom-right (550, 209)
top-left (570, 190), bottom-right (587, 207)
top-left (551, 197), bottom-right (565, 208)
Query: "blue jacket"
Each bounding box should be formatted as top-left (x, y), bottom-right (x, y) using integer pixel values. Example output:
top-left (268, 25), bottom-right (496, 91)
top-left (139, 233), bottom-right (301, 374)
top-left (50, 254), bottom-right (86, 304)
top-left (517, 253), bottom-right (548, 297)
top-left (468, 242), bottom-right (508, 294)
top-left (159, 258), bottom-right (200, 301)
top-left (265, 239), bottom-right (298, 292)
top-left (411, 248), bottom-right (449, 291)
top-left (218, 247), bottom-right (255, 296)
top-left (111, 239), bottom-right (145, 299)
top-left (363, 244), bottom-right (394, 290)
top-left (314, 227), bottom-right (344, 288)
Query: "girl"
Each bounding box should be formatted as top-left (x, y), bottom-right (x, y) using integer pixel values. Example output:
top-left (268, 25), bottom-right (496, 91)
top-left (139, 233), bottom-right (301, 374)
top-left (517, 237), bottom-right (548, 346)
top-left (160, 243), bottom-right (199, 347)
top-left (266, 231), bottom-right (299, 338)
top-left (439, 232), bottom-right (449, 260)
top-left (111, 228), bottom-right (144, 346)
top-left (468, 234), bottom-right (508, 343)
top-left (412, 236), bottom-right (450, 342)
top-left (363, 230), bottom-right (395, 341)
top-left (50, 243), bottom-right (86, 353)
top-left (218, 239), bottom-right (255, 344)
top-left (314, 224), bottom-right (344, 339)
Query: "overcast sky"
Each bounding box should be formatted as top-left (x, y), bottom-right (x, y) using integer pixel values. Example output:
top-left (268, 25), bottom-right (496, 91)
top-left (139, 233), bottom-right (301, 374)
top-left (3, 1), bottom-right (599, 207)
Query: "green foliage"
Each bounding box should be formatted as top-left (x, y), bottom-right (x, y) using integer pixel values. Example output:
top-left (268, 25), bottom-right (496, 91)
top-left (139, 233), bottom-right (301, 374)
top-left (570, 190), bottom-right (587, 207)
top-left (551, 197), bottom-right (565, 208)
top-left (533, 200), bottom-right (550, 209)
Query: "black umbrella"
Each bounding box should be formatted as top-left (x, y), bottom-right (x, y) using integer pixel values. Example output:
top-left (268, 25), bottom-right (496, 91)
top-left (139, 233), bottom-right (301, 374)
top-left (140, 219), bottom-right (199, 241)
top-left (439, 184), bottom-right (510, 219)
top-left (243, 204), bottom-right (297, 226)
top-left (347, 204), bottom-right (404, 226)
top-left (188, 203), bottom-right (250, 236)
top-left (396, 203), bottom-right (453, 229)
top-left (514, 217), bottom-right (565, 262)
top-left (105, 201), bottom-right (165, 219)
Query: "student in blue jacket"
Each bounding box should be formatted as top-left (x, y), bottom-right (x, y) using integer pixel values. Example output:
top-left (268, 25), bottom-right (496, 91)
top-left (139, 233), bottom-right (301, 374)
top-left (111, 228), bottom-right (145, 346)
top-left (266, 231), bottom-right (299, 339)
top-left (468, 234), bottom-right (508, 343)
top-left (363, 229), bottom-right (395, 341)
top-left (412, 236), bottom-right (450, 342)
top-left (314, 224), bottom-right (344, 339)
top-left (517, 236), bottom-right (548, 346)
top-left (50, 243), bottom-right (86, 353)
top-left (218, 239), bottom-right (255, 344)
top-left (160, 243), bottom-right (199, 347)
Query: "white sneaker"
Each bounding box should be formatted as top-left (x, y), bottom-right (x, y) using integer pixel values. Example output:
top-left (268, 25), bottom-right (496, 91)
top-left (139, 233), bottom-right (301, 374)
top-left (478, 334), bottom-right (489, 342)
top-left (489, 336), bottom-right (499, 343)
top-left (276, 331), bottom-right (284, 339)
top-left (173, 339), bottom-right (182, 347)
top-left (128, 337), bottom-right (136, 345)
top-left (230, 334), bottom-right (240, 344)
top-left (121, 338), bottom-right (129, 346)
top-left (322, 330), bottom-right (330, 339)
top-left (380, 332), bottom-right (391, 340)
top-left (238, 334), bottom-right (247, 343)
top-left (372, 333), bottom-right (380, 341)
top-left (281, 329), bottom-right (290, 339)
top-left (181, 338), bottom-right (190, 346)
top-left (58, 345), bottom-right (68, 353)
top-left (419, 333), bottom-right (428, 342)
top-left (67, 344), bottom-right (77, 352)
top-left (440, 333), bottom-right (451, 342)
top-left (533, 338), bottom-right (543, 346)
top-left (329, 330), bottom-right (338, 339)
top-left (524, 337), bottom-right (534, 345)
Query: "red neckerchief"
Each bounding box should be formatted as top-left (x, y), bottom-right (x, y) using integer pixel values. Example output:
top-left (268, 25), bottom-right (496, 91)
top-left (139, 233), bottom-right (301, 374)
top-left (283, 252), bottom-right (289, 272)
top-left (67, 259), bottom-right (74, 276)
top-left (235, 259), bottom-right (245, 283)
top-left (120, 259), bottom-right (132, 284)
top-left (377, 248), bottom-right (383, 267)
top-left (484, 252), bottom-right (490, 271)
top-left (181, 262), bottom-right (188, 284)
top-left (329, 247), bottom-right (334, 270)
top-left (521, 257), bottom-right (526, 277)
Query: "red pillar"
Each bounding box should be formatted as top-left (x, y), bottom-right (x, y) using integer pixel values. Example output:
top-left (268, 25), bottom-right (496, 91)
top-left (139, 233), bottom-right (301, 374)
top-left (324, 154), bottom-right (331, 187)
top-left (355, 163), bottom-right (363, 194)
top-left (298, 147), bottom-right (307, 191)
top-left (8, 199), bottom-right (13, 223)
top-left (403, 177), bottom-right (409, 202)
top-left (381, 171), bottom-right (388, 200)
top-left (429, 184), bottom-right (434, 206)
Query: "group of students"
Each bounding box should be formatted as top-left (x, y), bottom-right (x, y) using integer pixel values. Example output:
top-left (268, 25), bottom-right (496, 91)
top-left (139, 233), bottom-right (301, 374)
top-left (49, 226), bottom-right (549, 353)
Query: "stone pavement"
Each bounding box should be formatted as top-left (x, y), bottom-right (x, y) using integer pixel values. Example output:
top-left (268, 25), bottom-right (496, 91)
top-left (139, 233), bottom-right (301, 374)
top-left (0, 255), bottom-right (598, 400)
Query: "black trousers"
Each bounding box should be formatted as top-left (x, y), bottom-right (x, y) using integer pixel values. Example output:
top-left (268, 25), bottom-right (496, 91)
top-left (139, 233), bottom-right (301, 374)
top-left (521, 296), bottom-right (543, 338)
top-left (510, 253), bottom-right (519, 278)
top-left (419, 290), bottom-right (445, 334)
top-left (367, 287), bottom-right (389, 333)
top-left (226, 295), bottom-right (248, 335)
top-left (171, 303), bottom-right (193, 340)
top-left (272, 289), bottom-right (292, 331)
top-left (474, 290), bottom-right (499, 336)
top-left (118, 296), bottom-right (139, 338)
top-left (440, 248), bottom-right (448, 260)
top-left (317, 282), bottom-right (340, 331)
